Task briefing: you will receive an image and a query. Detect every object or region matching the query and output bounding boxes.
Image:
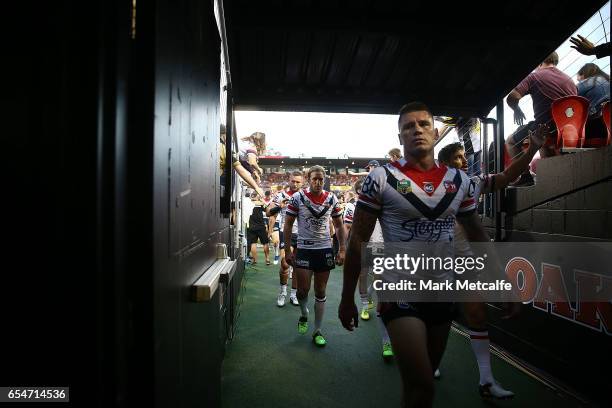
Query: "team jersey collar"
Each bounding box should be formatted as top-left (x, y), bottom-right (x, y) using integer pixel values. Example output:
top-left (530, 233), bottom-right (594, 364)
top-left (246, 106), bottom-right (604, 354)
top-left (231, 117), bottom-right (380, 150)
top-left (391, 158), bottom-right (446, 173)
top-left (390, 158), bottom-right (449, 196)
top-left (304, 188), bottom-right (329, 205)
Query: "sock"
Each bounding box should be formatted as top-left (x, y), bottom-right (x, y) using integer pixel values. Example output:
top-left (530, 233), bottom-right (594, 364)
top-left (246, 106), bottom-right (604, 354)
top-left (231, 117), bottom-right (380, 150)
top-left (367, 282), bottom-right (375, 298)
top-left (377, 314), bottom-right (390, 344)
top-left (280, 284), bottom-right (287, 295)
top-left (314, 296), bottom-right (326, 332)
top-left (360, 294), bottom-right (369, 310)
top-left (468, 328), bottom-right (494, 385)
top-left (290, 288), bottom-right (297, 298)
top-left (289, 266), bottom-right (293, 279)
top-left (298, 295), bottom-right (309, 318)
top-left (274, 245), bottom-right (279, 257)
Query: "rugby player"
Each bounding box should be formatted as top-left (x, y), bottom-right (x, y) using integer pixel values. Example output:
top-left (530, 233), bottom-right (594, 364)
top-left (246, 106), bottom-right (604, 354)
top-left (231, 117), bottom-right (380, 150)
top-left (285, 165), bottom-right (346, 347)
top-left (267, 172), bottom-right (303, 307)
top-left (435, 123), bottom-right (547, 398)
top-left (339, 102), bottom-right (495, 407)
top-left (268, 185), bottom-right (285, 265)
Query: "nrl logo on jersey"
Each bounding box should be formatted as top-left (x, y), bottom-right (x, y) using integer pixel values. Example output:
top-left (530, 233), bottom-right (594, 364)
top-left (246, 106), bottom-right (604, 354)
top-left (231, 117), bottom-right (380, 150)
top-left (397, 179), bottom-right (412, 194)
top-left (443, 181), bottom-right (457, 193)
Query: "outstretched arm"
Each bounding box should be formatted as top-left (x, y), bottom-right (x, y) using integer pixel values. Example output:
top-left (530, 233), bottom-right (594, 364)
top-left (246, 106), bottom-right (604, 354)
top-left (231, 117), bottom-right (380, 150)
top-left (569, 35), bottom-right (610, 58)
top-left (489, 124), bottom-right (548, 191)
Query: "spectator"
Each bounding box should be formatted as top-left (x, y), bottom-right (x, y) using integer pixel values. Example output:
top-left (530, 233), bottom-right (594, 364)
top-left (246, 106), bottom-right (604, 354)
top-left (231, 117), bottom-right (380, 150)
top-left (505, 52), bottom-right (576, 186)
top-left (577, 63), bottom-right (610, 117)
top-left (577, 63), bottom-right (610, 141)
top-left (220, 125), bottom-right (264, 198)
top-left (570, 35), bottom-right (611, 59)
top-left (388, 148), bottom-right (402, 162)
top-left (239, 132), bottom-right (266, 183)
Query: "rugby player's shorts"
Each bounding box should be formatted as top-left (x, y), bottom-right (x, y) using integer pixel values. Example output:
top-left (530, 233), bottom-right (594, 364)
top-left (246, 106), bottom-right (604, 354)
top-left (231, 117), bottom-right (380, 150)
top-left (294, 247), bottom-right (335, 272)
top-left (273, 221), bottom-right (280, 232)
top-left (379, 301), bottom-right (457, 327)
top-left (279, 232), bottom-right (298, 250)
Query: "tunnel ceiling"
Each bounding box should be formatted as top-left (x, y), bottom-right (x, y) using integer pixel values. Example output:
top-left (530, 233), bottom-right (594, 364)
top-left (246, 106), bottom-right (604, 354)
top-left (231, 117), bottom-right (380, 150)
top-left (224, 0), bottom-right (606, 117)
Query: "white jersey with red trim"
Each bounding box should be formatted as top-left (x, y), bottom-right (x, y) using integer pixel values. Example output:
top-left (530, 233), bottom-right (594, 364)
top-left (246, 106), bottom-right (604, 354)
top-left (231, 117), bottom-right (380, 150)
top-left (286, 188), bottom-right (343, 249)
top-left (356, 159), bottom-right (476, 244)
top-left (272, 189), bottom-right (298, 234)
top-left (343, 201), bottom-right (356, 224)
top-left (345, 200), bottom-right (384, 243)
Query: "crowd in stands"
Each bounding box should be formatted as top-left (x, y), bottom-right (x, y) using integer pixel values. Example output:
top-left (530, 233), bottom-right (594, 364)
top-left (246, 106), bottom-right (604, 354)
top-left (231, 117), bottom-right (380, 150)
top-left (258, 171), bottom-right (359, 189)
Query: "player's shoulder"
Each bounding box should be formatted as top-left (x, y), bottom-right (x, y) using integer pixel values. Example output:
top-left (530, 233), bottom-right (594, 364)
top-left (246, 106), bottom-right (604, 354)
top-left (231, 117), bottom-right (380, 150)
top-left (369, 165), bottom-right (388, 179)
top-left (449, 167), bottom-right (471, 185)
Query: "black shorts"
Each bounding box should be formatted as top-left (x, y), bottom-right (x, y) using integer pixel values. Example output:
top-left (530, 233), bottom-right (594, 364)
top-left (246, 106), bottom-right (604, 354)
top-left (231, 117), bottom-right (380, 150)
top-left (380, 302), bottom-right (457, 327)
top-left (247, 228), bottom-right (269, 246)
top-left (294, 248), bottom-right (335, 272)
top-left (279, 232), bottom-right (298, 250)
top-left (273, 221), bottom-right (280, 232)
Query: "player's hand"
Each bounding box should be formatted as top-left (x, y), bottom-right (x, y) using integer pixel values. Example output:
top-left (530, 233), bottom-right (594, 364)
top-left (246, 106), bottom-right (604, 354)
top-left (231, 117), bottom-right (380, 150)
top-left (338, 298), bottom-right (359, 331)
top-left (513, 109), bottom-right (526, 126)
top-left (528, 123), bottom-right (548, 151)
top-left (569, 35), bottom-right (595, 56)
top-left (336, 249), bottom-right (345, 266)
top-left (501, 302), bottom-right (521, 319)
top-left (285, 248), bottom-right (294, 266)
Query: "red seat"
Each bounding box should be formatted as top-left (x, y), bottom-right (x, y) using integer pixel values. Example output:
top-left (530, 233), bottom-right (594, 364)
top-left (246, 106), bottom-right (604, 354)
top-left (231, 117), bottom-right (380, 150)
top-left (551, 96), bottom-right (590, 148)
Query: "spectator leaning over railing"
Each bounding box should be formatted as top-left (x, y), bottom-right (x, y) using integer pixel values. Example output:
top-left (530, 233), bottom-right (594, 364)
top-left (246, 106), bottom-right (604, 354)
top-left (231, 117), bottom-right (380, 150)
top-left (505, 52), bottom-right (576, 186)
top-left (220, 125), bottom-right (265, 198)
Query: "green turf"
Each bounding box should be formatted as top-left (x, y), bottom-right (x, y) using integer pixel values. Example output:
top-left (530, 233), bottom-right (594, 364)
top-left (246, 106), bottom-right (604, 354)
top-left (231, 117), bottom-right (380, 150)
top-left (221, 251), bottom-right (586, 408)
